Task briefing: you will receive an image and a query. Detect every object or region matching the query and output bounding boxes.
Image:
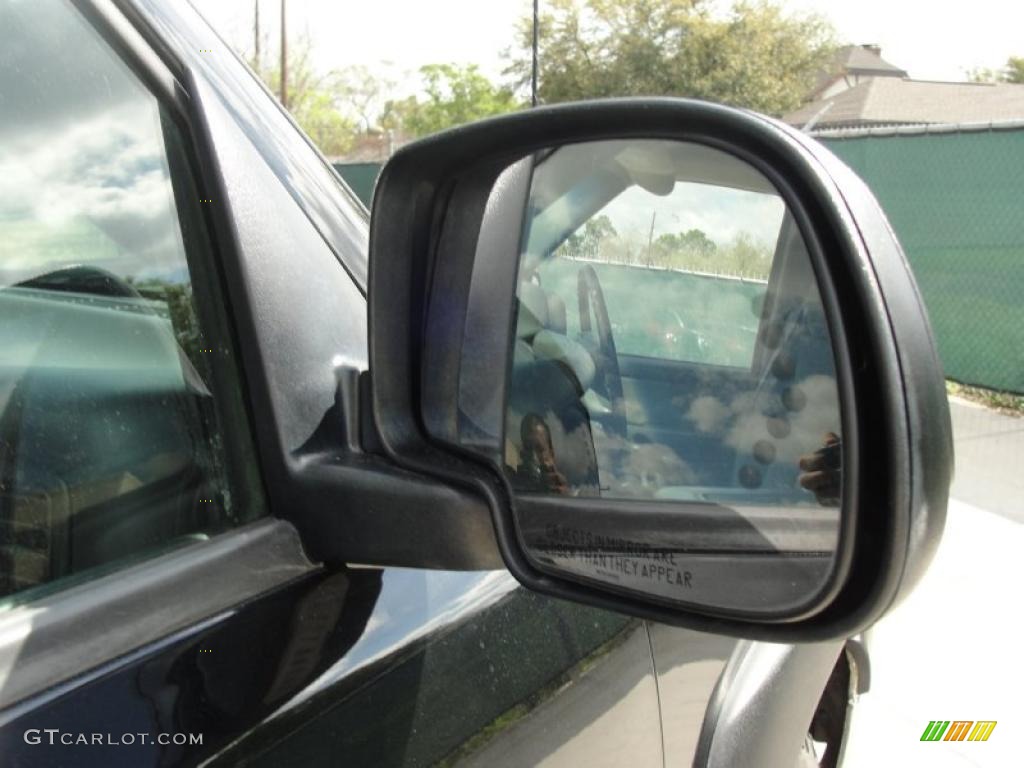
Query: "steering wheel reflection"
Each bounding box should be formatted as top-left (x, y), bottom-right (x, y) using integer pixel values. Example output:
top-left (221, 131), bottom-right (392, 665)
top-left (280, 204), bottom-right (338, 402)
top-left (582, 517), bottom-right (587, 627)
top-left (577, 265), bottom-right (627, 437)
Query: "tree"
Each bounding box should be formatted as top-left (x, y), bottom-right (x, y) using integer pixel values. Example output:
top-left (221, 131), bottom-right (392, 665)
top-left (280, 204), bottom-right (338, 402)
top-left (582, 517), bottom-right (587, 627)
top-left (718, 231), bottom-right (771, 277)
top-left (651, 228), bottom-right (717, 269)
top-left (334, 64), bottom-right (399, 132)
top-left (970, 56), bottom-right (1024, 84)
top-left (387, 64), bottom-right (523, 138)
top-left (655, 228), bottom-right (717, 262)
top-left (1010, 57), bottom-right (1024, 84)
top-left (253, 34), bottom-right (357, 156)
top-left (560, 215), bottom-right (618, 259)
top-left (643, 227), bottom-right (771, 277)
top-left (505, 0), bottom-right (836, 116)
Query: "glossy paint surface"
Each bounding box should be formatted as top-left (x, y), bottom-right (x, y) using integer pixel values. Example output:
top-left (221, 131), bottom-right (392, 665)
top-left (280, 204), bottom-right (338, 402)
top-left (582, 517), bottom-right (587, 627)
top-left (2, 565), bottom-right (667, 766)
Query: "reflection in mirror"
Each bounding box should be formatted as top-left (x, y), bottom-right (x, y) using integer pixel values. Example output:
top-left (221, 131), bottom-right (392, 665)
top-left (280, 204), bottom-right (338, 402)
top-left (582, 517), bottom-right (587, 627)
top-left (504, 140), bottom-right (844, 615)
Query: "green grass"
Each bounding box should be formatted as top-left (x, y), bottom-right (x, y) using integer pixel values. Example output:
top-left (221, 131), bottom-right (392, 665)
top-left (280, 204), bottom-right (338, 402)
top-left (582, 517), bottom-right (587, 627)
top-left (947, 380), bottom-right (1024, 417)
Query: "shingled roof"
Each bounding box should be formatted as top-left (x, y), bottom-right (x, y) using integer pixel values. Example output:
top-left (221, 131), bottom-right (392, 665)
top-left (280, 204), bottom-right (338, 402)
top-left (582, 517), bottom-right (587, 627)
top-left (785, 78), bottom-right (1024, 130)
top-left (809, 44), bottom-right (908, 98)
top-left (834, 45), bottom-right (908, 78)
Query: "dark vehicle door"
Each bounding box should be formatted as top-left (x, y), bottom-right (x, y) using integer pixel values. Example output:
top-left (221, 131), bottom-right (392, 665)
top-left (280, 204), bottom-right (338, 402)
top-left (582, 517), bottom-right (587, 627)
top-left (0, 1), bottom-right (729, 765)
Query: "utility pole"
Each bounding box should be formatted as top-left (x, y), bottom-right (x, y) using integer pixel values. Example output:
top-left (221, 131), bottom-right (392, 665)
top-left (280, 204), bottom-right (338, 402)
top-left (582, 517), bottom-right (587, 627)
top-left (253, 0), bottom-right (260, 71)
top-left (279, 0), bottom-right (288, 108)
top-left (531, 0), bottom-right (539, 107)
top-left (646, 211), bottom-right (657, 267)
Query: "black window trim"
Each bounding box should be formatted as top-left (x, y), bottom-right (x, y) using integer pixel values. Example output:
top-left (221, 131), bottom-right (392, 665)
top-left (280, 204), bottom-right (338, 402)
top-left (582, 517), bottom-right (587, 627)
top-left (73, 0), bottom-right (187, 121)
top-left (67, 0), bottom-right (273, 525)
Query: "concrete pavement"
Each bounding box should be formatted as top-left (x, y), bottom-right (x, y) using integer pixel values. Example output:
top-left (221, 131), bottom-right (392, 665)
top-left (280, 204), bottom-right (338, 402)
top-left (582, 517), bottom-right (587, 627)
top-left (450, 396), bottom-right (1021, 767)
top-left (842, 500), bottom-right (1024, 767)
top-left (843, 399), bottom-right (1023, 767)
top-left (949, 397), bottom-right (1024, 522)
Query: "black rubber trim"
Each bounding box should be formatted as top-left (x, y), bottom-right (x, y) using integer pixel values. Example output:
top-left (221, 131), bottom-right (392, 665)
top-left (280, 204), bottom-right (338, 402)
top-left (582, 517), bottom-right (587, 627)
top-left (71, 0), bottom-right (186, 120)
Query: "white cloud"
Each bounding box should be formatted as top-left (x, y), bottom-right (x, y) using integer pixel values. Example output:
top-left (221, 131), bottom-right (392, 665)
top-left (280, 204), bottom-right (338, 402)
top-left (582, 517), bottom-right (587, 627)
top-left (688, 395), bottom-right (732, 434)
top-left (723, 373), bottom-right (841, 464)
top-left (0, 100), bottom-right (186, 283)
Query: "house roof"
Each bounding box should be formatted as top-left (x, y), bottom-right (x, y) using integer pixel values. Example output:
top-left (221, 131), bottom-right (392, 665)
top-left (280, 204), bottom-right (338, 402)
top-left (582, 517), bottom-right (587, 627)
top-left (836, 45), bottom-right (908, 77)
top-left (785, 78), bottom-right (1024, 129)
top-left (810, 44), bottom-right (908, 98)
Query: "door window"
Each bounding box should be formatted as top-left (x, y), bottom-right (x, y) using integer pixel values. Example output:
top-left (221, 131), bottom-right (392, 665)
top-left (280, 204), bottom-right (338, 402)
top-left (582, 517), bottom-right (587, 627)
top-left (540, 164), bottom-right (785, 369)
top-left (0, 0), bottom-right (262, 601)
top-left (509, 140), bottom-right (841, 506)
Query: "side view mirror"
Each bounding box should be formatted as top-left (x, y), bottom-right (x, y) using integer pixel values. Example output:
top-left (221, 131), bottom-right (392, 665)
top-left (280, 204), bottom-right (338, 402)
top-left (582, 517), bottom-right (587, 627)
top-left (365, 99), bottom-right (952, 641)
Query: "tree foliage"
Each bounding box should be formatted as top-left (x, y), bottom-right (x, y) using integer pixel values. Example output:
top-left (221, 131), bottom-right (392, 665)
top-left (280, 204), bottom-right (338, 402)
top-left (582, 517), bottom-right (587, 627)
top-left (970, 56), bottom-right (1024, 84)
top-left (647, 230), bottom-right (770, 277)
top-left (655, 229), bottom-right (717, 261)
top-left (252, 34), bottom-right (357, 156)
top-left (1010, 57), bottom-right (1024, 84)
top-left (255, 56), bottom-right (522, 148)
top-left (558, 219), bottom-right (771, 279)
top-left (506, 0), bottom-right (836, 116)
top-left (333, 64), bottom-right (398, 132)
top-left (384, 64), bottom-right (523, 138)
top-left (560, 215), bottom-right (619, 259)
top-left (244, 0), bottom-right (840, 151)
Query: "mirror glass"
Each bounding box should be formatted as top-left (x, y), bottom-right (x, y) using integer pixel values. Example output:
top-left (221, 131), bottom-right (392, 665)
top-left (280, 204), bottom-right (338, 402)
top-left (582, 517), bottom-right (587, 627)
top-left (503, 140), bottom-right (843, 615)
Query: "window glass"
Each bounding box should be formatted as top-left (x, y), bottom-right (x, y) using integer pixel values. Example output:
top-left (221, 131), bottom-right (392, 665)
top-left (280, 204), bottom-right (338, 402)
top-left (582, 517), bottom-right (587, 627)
top-left (0, 0), bottom-right (260, 601)
top-left (508, 140), bottom-right (841, 507)
top-left (539, 168), bottom-right (785, 368)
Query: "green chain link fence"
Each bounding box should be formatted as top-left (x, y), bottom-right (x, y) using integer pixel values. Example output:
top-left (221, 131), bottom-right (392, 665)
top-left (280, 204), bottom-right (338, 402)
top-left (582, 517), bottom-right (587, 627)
top-left (332, 162), bottom-right (381, 210)
top-left (820, 126), bottom-right (1024, 394)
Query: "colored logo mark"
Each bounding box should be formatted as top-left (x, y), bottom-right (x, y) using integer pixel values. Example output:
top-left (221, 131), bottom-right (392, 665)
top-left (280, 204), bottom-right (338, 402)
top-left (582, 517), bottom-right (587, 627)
top-left (920, 720), bottom-right (997, 742)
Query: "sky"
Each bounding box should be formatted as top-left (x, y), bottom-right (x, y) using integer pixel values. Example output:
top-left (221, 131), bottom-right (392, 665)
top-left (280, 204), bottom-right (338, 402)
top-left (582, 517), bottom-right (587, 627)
top-left (192, 0), bottom-right (1024, 86)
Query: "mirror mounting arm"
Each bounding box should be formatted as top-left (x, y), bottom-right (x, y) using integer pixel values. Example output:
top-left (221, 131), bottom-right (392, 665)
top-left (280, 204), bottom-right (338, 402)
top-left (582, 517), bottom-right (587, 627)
top-left (331, 365), bottom-right (386, 456)
top-left (278, 366), bottom-right (503, 571)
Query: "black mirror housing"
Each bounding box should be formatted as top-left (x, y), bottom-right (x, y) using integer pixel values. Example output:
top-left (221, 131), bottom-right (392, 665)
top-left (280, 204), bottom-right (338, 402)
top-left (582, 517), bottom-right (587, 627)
top-left (365, 98), bottom-right (952, 641)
